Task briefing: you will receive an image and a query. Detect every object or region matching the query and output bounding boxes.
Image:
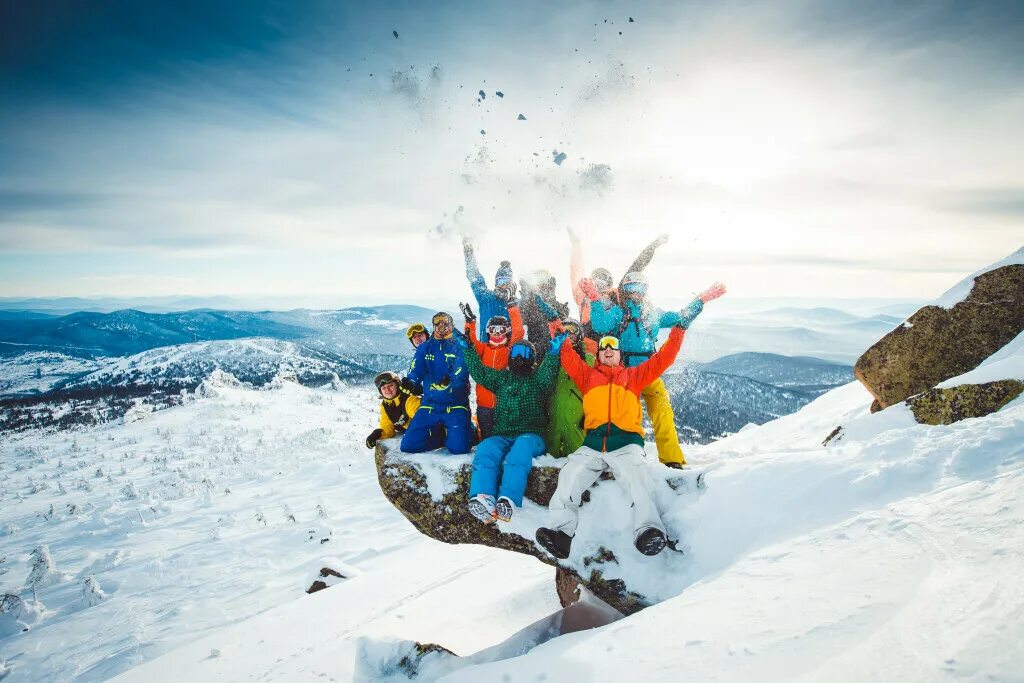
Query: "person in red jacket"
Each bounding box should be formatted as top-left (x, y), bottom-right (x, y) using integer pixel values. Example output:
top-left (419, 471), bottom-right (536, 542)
top-left (459, 299), bottom-right (524, 439)
top-left (535, 285), bottom-right (723, 559)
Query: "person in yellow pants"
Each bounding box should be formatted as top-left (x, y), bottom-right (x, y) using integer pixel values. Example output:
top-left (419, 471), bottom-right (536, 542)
top-left (587, 274), bottom-right (726, 466)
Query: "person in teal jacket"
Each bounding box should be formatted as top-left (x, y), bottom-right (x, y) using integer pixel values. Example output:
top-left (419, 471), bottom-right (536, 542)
top-left (462, 236), bottom-right (517, 342)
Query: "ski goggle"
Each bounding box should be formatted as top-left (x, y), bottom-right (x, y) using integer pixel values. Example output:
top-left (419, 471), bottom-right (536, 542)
top-left (487, 324), bottom-right (510, 336)
top-left (432, 316), bottom-right (452, 328)
top-left (561, 322), bottom-right (581, 337)
top-left (374, 374), bottom-right (399, 390)
top-left (495, 276), bottom-right (513, 287)
top-left (406, 323), bottom-right (426, 339)
top-left (510, 344), bottom-right (534, 360)
top-left (598, 336), bottom-right (620, 351)
top-left (621, 282), bottom-right (647, 295)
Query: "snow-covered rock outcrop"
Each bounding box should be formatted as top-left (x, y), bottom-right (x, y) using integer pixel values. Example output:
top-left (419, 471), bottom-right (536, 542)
top-left (374, 442), bottom-right (706, 615)
top-left (854, 245), bottom-right (1023, 412)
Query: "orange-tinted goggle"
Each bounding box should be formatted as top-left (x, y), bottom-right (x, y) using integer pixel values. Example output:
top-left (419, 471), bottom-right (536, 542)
top-left (598, 336), bottom-right (620, 351)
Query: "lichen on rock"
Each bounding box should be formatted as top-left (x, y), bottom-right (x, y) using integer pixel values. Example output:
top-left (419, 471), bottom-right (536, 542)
top-left (855, 264), bottom-right (1024, 409)
top-left (907, 380), bottom-right (1024, 425)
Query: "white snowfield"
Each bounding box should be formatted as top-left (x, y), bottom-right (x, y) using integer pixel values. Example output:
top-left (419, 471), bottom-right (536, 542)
top-left (1, 355), bottom-right (1022, 680)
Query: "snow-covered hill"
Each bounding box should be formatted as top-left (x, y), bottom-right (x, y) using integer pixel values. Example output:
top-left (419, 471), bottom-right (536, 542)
top-left (0, 338), bottom-right (1017, 681)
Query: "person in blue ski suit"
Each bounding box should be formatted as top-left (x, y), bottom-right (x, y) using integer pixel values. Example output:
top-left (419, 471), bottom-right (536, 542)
top-left (400, 311), bottom-right (474, 455)
top-left (462, 236), bottom-right (517, 343)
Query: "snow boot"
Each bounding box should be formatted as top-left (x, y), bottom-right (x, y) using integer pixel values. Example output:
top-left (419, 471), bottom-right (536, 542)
top-left (495, 496), bottom-right (514, 522)
top-left (535, 527), bottom-right (573, 559)
top-left (468, 494), bottom-right (497, 524)
top-left (634, 527), bottom-right (667, 556)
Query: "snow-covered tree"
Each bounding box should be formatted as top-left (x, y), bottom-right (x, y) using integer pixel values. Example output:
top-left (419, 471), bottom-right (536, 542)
top-left (82, 576), bottom-right (106, 607)
top-left (26, 545), bottom-right (62, 602)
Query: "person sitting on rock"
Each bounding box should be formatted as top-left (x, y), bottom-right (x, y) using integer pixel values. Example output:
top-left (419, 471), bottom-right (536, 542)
top-left (455, 322), bottom-right (567, 524)
top-left (365, 371), bottom-right (425, 449)
top-left (535, 285), bottom-right (723, 559)
top-left (400, 312), bottom-right (473, 455)
top-left (545, 318), bottom-right (596, 458)
top-left (462, 236), bottom-right (517, 343)
top-left (586, 273), bottom-right (718, 467)
top-left (458, 299), bottom-right (525, 439)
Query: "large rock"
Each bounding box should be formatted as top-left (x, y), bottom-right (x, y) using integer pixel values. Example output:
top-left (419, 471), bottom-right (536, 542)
top-left (854, 264), bottom-right (1024, 409)
top-left (907, 380), bottom-right (1024, 425)
top-left (374, 441), bottom-right (705, 616)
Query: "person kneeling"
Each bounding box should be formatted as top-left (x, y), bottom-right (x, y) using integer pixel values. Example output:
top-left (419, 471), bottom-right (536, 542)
top-left (365, 371), bottom-right (422, 449)
top-left (456, 324), bottom-right (565, 524)
top-left (535, 325), bottom-right (687, 559)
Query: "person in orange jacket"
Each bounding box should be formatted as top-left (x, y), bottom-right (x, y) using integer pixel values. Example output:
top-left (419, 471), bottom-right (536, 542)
top-left (535, 284), bottom-right (724, 559)
top-left (458, 299), bottom-right (524, 439)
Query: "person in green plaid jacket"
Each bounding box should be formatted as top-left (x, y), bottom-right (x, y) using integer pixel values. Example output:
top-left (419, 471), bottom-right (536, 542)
top-left (454, 309), bottom-right (566, 524)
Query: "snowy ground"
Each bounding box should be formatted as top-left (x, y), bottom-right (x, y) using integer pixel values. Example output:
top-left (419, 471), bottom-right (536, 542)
top-left (2, 364), bottom-right (1023, 681)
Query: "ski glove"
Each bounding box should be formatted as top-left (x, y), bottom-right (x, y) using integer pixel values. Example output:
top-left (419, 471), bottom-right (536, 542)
top-left (497, 280), bottom-right (518, 305)
top-left (399, 377), bottom-right (422, 396)
top-left (459, 301), bottom-right (476, 324)
top-left (365, 428), bottom-right (384, 449)
top-left (678, 299), bottom-right (704, 329)
top-left (549, 332), bottom-right (569, 353)
top-left (535, 294), bottom-right (560, 322)
top-left (578, 278), bottom-right (601, 302)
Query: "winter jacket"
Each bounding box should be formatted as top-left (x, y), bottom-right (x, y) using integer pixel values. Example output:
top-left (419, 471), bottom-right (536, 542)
top-left (589, 298), bottom-right (683, 367)
top-left (560, 326), bottom-right (684, 451)
top-left (465, 304), bottom-right (525, 409)
top-left (407, 336), bottom-right (471, 408)
top-left (378, 391), bottom-right (421, 439)
top-left (519, 280), bottom-right (569, 362)
top-left (546, 348), bottom-right (595, 457)
top-left (463, 339), bottom-right (562, 441)
top-left (570, 235), bottom-right (665, 333)
top-left (465, 249), bottom-right (511, 343)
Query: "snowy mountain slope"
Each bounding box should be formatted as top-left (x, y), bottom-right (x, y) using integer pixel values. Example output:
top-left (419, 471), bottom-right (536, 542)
top-left (0, 381), bottom-right (560, 682)
top-left (0, 352), bottom-right (107, 397)
top-left (701, 352), bottom-right (852, 389)
top-left (98, 373), bottom-right (1024, 681)
top-left (932, 245), bottom-right (1024, 309)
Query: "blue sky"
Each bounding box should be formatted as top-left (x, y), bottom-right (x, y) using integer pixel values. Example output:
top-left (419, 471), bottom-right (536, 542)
top-left (1, 0), bottom-right (1022, 307)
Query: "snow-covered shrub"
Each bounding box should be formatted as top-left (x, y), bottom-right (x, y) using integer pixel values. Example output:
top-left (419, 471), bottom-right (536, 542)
top-left (0, 593), bottom-right (42, 636)
top-left (81, 576), bottom-right (106, 607)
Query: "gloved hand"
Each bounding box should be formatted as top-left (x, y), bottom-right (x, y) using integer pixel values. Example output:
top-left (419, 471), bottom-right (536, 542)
top-left (459, 301), bottom-right (476, 324)
top-left (653, 233), bottom-right (669, 248)
top-left (399, 377), bottom-right (422, 396)
top-left (535, 294), bottom-right (559, 322)
top-left (566, 225), bottom-right (580, 245)
top-left (439, 374), bottom-right (451, 387)
top-left (664, 461), bottom-right (684, 470)
top-left (365, 428), bottom-right (384, 449)
top-left (498, 280), bottom-right (518, 305)
top-left (550, 332), bottom-right (569, 353)
top-left (679, 298), bottom-right (704, 329)
top-left (461, 235), bottom-right (474, 256)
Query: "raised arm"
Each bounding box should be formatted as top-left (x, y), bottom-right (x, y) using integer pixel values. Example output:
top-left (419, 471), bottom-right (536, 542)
top-left (537, 334), bottom-right (567, 388)
top-left (462, 236), bottom-right (486, 291)
top-left (568, 226), bottom-right (586, 307)
top-left (457, 330), bottom-right (504, 391)
top-left (631, 326), bottom-right (684, 389)
top-left (559, 337), bottom-right (590, 390)
top-left (620, 233), bottom-right (668, 286)
top-left (508, 302), bottom-right (525, 343)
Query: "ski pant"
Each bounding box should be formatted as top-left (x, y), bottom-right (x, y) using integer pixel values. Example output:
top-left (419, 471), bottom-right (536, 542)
top-left (546, 444), bottom-right (664, 538)
top-left (400, 404), bottom-right (473, 455)
top-left (469, 433), bottom-right (544, 506)
top-left (642, 378), bottom-right (685, 465)
top-left (476, 406), bottom-right (495, 441)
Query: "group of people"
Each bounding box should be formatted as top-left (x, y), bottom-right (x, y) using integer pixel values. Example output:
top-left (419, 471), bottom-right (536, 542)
top-left (365, 229), bottom-right (724, 558)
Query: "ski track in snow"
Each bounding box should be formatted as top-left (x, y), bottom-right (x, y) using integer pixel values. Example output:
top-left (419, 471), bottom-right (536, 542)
top-left (1, 372), bottom-right (1023, 681)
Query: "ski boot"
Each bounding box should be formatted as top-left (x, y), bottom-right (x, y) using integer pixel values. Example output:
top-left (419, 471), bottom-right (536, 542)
top-left (495, 496), bottom-right (514, 522)
top-left (468, 494), bottom-right (497, 524)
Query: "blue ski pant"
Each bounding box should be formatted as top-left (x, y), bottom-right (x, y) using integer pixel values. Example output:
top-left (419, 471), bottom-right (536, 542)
top-left (400, 404), bottom-right (473, 455)
top-left (469, 433), bottom-right (545, 506)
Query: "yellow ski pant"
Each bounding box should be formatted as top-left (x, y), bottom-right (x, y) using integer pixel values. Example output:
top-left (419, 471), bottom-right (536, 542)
top-left (641, 378), bottom-right (685, 465)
